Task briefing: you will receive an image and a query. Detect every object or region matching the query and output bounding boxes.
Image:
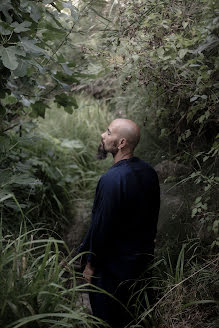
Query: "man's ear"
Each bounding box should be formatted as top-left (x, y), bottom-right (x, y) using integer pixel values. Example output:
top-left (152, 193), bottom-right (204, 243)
top-left (118, 138), bottom-right (126, 149)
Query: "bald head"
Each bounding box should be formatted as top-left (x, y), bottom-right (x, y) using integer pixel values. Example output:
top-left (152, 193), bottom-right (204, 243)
top-left (110, 118), bottom-right (140, 151)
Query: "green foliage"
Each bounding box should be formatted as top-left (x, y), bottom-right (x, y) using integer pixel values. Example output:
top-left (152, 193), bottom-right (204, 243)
top-left (0, 0), bottom-right (99, 235)
top-left (0, 121), bottom-right (71, 234)
top-left (0, 94), bottom-right (114, 234)
top-left (0, 0), bottom-right (218, 326)
top-left (0, 98), bottom-right (107, 234)
top-left (55, 93), bottom-right (78, 114)
top-left (106, 0), bottom-right (218, 153)
top-left (86, 0), bottom-right (219, 244)
top-left (190, 168), bottom-right (219, 247)
top-left (0, 227), bottom-right (105, 328)
top-left (130, 242), bottom-right (219, 328)
top-left (0, 0), bottom-right (81, 122)
top-left (37, 95), bottom-right (114, 200)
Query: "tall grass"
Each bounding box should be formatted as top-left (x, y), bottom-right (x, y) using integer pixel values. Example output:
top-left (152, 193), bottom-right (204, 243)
top-left (127, 242), bottom-right (219, 328)
top-left (0, 225), bottom-right (107, 328)
top-left (4, 94), bottom-right (217, 328)
top-left (32, 95), bottom-right (116, 248)
top-left (37, 95), bottom-right (115, 201)
top-left (0, 96), bottom-right (117, 327)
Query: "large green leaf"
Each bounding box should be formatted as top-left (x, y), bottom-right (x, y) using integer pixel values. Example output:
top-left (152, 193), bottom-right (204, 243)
top-left (19, 38), bottom-right (46, 55)
top-left (31, 101), bottom-right (49, 118)
top-left (2, 94), bottom-right (17, 105)
top-left (30, 3), bottom-right (42, 22)
top-left (13, 59), bottom-right (28, 77)
top-left (12, 21), bottom-right (32, 33)
top-left (54, 71), bottom-right (79, 85)
top-left (0, 0), bottom-right (12, 11)
top-left (42, 22), bottom-right (66, 41)
top-left (0, 46), bottom-right (19, 70)
top-left (55, 93), bottom-right (78, 114)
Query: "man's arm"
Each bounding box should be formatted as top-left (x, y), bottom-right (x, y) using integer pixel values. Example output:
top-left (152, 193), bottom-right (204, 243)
top-left (78, 180), bottom-right (102, 267)
top-left (87, 174), bottom-right (120, 267)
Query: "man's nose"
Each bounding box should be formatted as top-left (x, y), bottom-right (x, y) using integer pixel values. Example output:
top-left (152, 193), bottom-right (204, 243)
top-left (101, 132), bottom-right (105, 139)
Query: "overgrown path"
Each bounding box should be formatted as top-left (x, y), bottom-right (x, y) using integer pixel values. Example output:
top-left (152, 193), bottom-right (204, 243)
top-left (1, 0), bottom-right (218, 326)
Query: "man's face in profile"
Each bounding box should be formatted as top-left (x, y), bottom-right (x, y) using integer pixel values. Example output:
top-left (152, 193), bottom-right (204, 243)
top-left (97, 122), bottom-right (120, 160)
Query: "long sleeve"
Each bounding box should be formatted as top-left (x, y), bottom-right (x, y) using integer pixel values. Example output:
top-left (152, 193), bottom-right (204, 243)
top-left (86, 174), bottom-right (121, 267)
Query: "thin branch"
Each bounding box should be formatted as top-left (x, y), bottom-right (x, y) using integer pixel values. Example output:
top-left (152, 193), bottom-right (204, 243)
top-left (50, 2), bottom-right (61, 12)
top-left (2, 123), bottom-right (20, 133)
top-left (42, 0), bottom-right (95, 66)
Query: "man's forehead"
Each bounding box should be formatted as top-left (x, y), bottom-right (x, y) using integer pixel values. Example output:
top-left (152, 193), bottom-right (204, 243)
top-left (108, 125), bottom-right (117, 134)
top-left (108, 120), bottom-right (120, 131)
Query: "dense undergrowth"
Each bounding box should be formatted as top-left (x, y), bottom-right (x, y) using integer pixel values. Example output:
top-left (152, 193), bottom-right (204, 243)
top-left (1, 95), bottom-right (218, 327)
top-left (0, 226), bottom-right (106, 328)
top-left (0, 96), bottom-right (114, 327)
top-left (0, 0), bottom-right (218, 327)
top-left (125, 242), bottom-right (218, 328)
top-left (1, 95), bottom-right (113, 235)
top-left (105, 0), bottom-right (219, 247)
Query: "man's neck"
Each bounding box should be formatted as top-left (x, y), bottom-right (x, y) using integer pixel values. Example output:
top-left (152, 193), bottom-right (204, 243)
top-left (113, 151), bottom-right (133, 164)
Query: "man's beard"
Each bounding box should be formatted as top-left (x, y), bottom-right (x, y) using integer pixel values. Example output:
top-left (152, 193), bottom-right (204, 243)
top-left (96, 142), bottom-right (108, 160)
top-left (96, 140), bottom-right (119, 160)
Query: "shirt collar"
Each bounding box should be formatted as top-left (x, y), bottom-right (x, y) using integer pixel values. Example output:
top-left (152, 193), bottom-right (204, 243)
top-left (110, 156), bottom-right (138, 169)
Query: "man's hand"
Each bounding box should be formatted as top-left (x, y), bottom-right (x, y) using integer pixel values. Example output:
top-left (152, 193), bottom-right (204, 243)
top-left (83, 262), bottom-right (94, 283)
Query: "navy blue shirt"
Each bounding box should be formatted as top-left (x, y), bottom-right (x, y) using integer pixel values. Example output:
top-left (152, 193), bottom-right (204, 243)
top-left (79, 157), bottom-right (160, 272)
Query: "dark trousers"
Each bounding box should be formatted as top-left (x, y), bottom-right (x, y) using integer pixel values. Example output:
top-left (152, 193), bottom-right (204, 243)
top-left (89, 265), bottom-right (153, 328)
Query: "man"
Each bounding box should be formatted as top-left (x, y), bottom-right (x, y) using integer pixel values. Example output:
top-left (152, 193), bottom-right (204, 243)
top-left (79, 118), bottom-right (160, 327)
